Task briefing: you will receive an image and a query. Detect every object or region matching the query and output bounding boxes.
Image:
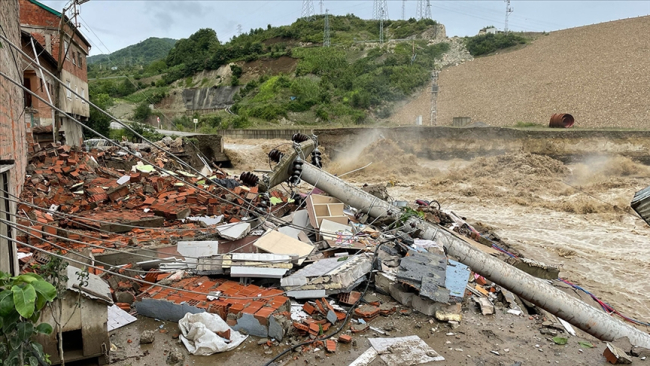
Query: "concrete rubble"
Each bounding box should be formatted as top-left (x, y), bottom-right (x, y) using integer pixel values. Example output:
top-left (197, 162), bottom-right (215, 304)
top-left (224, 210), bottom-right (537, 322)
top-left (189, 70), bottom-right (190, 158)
top-left (13, 137), bottom-right (650, 365)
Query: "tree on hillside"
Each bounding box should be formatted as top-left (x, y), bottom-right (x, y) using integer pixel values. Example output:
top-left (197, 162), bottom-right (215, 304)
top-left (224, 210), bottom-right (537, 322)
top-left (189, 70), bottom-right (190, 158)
top-left (86, 93), bottom-right (113, 138)
top-left (166, 28), bottom-right (221, 67)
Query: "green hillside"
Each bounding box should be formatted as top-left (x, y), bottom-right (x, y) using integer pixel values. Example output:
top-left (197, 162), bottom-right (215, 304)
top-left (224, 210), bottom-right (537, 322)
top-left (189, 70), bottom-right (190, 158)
top-left (88, 37), bottom-right (177, 66)
top-left (88, 15), bottom-right (450, 135)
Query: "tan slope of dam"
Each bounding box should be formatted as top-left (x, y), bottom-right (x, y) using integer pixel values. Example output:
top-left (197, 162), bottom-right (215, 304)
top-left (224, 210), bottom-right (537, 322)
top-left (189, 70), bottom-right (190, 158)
top-left (394, 16), bottom-right (650, 128)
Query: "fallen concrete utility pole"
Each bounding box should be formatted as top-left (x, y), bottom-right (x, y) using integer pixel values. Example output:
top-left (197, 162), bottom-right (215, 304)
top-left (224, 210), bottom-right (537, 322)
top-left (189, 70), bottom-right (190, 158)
top-left (282, 161), bottom-right (650, 348)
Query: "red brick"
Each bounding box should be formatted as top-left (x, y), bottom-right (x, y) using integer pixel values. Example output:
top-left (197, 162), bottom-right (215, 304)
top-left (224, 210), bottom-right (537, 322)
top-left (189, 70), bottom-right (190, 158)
top-left (326, 339), bottom-right (336, 353)
top-left (338, 335), bottom-right (352, 344)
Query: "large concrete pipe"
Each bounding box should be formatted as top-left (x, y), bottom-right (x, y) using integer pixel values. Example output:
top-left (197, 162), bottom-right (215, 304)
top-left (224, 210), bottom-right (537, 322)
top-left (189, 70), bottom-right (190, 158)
top-left (298, 162), bottom-right (650, 348)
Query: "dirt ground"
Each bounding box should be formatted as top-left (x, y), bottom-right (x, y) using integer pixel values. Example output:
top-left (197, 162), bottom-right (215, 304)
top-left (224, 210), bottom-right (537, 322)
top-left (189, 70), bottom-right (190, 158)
top-left (108, 136), bottom-right (650, 365)
top-left (110, 292), bottom-right (606, 366)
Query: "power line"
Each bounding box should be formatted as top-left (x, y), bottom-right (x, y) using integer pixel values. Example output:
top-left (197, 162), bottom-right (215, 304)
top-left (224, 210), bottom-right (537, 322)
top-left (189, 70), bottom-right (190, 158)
top-left (0, 32), bottom-right (356, 238)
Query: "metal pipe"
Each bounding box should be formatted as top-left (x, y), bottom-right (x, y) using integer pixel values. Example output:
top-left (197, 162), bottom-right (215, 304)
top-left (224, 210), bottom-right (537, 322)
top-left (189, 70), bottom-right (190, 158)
top-left (299, 162), bottom-right (650, 348)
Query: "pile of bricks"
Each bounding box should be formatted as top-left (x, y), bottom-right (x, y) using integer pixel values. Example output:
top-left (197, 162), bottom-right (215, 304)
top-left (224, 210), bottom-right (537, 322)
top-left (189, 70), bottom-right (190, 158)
top-left (135, 276), bottom-right (291, 338)
top-left (15, 144), bottom-right (292, 271)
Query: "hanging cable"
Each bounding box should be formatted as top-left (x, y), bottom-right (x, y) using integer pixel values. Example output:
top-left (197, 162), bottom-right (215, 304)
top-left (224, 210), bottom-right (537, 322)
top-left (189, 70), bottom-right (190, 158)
top-left (0, 70), bottom-right (325, 237)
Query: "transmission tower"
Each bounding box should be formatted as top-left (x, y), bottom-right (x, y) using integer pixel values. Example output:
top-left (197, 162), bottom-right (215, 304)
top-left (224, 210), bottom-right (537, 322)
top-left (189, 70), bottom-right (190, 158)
top-left (323, 9), bottom-right (331, 47)
top-left (319, 0), bottom-right (324, 14)
top-left (379, 8), bottom-right (385, 44)
top-left (373, 0), bottom-right (389, 20)
top-left (301, 0), bottom-right (315, 19)
top-left (416, 0), bottom-right (424, 20)
top-left (237, 24), bottom-right (243, 36)
top-left (504, 0), bottom-right (514, 33)
top-left (425, 0), bottom-right (432, 20)
top-left (402, 0), bottom-right (406, 20)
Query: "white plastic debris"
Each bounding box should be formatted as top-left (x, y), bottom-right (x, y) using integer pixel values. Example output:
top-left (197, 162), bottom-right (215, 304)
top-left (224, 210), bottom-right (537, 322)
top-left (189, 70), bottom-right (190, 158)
top-left (178, 312), bottom-right (247, 355)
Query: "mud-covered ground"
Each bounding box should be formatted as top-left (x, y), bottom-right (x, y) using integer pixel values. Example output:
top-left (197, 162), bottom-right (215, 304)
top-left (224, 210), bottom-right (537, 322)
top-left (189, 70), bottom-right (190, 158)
top-left (110, 292), bottom-right (606, 366)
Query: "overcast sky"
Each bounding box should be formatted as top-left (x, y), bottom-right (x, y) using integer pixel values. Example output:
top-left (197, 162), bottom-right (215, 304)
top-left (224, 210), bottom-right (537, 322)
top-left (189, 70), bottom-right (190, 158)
top-left (37, 0), bottom-right (650, 56)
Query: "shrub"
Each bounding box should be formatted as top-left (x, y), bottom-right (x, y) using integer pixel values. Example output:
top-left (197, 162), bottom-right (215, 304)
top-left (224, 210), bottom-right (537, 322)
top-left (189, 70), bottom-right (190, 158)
top-left (465, 33), bottom-right (527, 56)
top-left (230, 64), bottom-right (243, 78)
top-left (133, 102), bottom-right (152, 122)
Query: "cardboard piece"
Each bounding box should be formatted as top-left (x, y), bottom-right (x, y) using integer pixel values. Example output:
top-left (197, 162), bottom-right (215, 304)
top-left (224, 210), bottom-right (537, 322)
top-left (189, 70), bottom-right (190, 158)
top-left (254, 230), bottom-right (314, 265)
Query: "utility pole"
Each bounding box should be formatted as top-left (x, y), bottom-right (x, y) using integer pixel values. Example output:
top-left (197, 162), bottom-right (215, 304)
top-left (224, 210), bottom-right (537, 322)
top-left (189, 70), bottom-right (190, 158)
top-left (402, 0), bottom-right (406, 20)
top-left (323, 9), bottom-right (330, 47)
top-left (301, 0), bottom-right (315, 20)
top-left (430, 70), bottom-right (439, 126)
top-left (504, 0), bottom-right (513, 33)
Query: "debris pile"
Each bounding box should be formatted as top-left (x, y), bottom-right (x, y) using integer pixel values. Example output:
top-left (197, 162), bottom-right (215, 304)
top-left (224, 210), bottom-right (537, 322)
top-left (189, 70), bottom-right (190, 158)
top-left (11, 136), bottom-right (650, 365)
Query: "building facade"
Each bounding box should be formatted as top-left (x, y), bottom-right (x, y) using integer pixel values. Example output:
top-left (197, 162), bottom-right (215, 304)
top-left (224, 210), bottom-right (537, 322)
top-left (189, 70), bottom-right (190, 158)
top-left (19, 0), bottom-right (91, 147)
top-left (0, 0), bottom-right (26, 276)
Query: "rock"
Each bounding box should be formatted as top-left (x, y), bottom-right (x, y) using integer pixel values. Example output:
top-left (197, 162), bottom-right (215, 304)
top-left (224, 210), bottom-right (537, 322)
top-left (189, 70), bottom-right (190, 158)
top-left (166, 347), bottom-right (184, 365)
top-left (258, 338), bottom-right (269, 345)
top-left (139, 330), bottom-right (155, 344)
top-left (539, 328), bottom-right (558, 336)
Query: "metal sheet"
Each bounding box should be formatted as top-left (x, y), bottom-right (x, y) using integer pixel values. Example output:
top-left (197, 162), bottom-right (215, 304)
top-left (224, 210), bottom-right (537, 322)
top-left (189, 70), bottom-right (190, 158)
top-left (445, 260), bottom-right (471, 299)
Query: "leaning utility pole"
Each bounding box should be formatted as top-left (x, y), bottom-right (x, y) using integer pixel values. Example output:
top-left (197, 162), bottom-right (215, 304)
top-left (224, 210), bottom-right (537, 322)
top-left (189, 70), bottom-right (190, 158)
top-left (504, 0), bottom-right (514, 33)
top-left (259, 139), bottom-right (650, 350)
top-left (323, 9), bottom-right (331, 47)
top-left (301, 0), bottom-right (315, 20)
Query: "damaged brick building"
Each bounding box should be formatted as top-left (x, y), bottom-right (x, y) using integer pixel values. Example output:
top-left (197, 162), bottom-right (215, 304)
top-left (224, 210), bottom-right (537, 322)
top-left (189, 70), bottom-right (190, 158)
top-left (19, 0), bottom-right (91, 148)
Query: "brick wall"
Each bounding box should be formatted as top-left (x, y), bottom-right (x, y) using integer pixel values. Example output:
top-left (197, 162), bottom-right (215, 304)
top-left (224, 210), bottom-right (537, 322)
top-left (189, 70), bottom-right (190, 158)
top-left (19, 0), bottom-right (90, 101)
top-left (0, 0), bottom-right (28, 193)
